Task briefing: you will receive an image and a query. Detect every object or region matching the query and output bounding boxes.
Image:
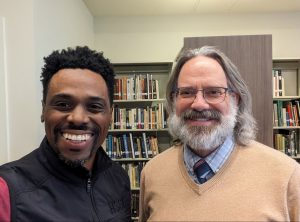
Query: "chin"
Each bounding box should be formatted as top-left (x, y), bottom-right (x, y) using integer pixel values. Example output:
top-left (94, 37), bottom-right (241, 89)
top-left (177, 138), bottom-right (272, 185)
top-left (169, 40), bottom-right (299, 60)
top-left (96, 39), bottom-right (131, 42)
top-left (189, 146), bottom-right (217, 157)
top-left (58, 152), bottom-right (91, 168)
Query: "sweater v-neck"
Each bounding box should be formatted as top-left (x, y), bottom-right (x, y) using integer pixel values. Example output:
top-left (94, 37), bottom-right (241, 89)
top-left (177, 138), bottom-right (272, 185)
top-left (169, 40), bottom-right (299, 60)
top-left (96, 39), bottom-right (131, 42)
top-left (178, 144), bottom-right (239, 195)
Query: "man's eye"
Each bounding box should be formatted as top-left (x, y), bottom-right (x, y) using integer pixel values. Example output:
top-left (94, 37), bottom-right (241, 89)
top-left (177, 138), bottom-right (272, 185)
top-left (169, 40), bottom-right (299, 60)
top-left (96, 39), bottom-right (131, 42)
top-left (206, 89), bottom-right (222, 96)
top-left (179, 89), bottom-right (195, 97)
top-left (88, 104), bottom-right (105, 113)
top-left (54, 102), bottom-right (72, 110)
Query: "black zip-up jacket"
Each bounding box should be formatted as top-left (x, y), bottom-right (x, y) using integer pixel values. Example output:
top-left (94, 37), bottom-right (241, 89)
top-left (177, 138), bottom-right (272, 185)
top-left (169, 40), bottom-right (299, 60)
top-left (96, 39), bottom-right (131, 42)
top-left (0, 137), bottom-right (131, 222)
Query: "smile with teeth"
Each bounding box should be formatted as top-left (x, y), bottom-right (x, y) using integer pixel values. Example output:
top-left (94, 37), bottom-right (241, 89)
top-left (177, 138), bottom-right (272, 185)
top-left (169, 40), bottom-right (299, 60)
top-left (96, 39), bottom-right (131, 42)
top-left (62, 133), bottom-right (91, 141)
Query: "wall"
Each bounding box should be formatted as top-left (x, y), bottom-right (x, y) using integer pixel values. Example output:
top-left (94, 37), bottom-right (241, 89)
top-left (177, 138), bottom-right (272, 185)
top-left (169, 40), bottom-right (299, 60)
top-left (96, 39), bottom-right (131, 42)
top-left (94, 12), bottom-right (300, 63)
top-left (34, 0), bottom-right (94, 67)
top-left (0, 17), bottom-right (9, 164)
top-left (0, 0), bottom-right (36, 164)
top-left (33, 0), bottom-right (94, 145)
top-left (0, 0), bottom-right (94, 164)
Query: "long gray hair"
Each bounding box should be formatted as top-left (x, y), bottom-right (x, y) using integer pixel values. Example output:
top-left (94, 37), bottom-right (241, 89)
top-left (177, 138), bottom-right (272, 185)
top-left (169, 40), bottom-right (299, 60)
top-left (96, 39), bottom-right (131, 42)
top-left (166, 46), bottom-right (257, 146)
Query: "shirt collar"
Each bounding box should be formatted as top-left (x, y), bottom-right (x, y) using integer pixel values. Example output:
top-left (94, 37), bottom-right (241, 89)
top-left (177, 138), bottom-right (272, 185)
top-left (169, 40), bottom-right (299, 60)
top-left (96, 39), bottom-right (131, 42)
top-left (184, 136), bottom-right (235, 179)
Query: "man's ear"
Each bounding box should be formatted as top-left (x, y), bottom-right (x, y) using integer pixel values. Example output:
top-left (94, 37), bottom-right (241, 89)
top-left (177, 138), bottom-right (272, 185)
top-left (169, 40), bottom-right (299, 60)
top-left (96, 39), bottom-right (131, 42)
top-left (41, 100), bottom-right (45, 123)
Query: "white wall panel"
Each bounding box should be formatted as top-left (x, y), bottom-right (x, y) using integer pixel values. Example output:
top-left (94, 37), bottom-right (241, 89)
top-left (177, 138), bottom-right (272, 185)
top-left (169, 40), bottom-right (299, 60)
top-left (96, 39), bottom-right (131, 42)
top-left (0, 17), bottom-right (9, 164)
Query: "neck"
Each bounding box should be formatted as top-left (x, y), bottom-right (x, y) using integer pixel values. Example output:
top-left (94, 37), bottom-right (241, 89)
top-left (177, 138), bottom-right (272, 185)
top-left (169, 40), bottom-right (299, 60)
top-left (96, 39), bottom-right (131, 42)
top-left (189, 145), bottom-right (219, 158)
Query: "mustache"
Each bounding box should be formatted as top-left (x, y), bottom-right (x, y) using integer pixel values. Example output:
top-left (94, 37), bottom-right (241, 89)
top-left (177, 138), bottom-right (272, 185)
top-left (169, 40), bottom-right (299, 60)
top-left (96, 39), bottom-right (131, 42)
top-left (56, 123), bottom-right (100, 132)
top-left (60, 123), bottom-right (91, 131)
top-left (53, 123), bottom-right (101, 144)
top-left (182, 109), bottom-right (221, 121)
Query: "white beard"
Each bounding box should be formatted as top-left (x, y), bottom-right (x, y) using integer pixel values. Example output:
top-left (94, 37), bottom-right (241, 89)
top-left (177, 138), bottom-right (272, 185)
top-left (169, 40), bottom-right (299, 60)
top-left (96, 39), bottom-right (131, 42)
top-left (168, 98), bottom-right (238, 154)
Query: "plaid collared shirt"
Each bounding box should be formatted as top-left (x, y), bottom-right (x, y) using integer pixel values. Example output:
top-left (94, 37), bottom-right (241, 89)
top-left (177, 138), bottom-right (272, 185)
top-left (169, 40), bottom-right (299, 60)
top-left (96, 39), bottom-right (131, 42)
top-left (184, 136), bottom-right (235, 184)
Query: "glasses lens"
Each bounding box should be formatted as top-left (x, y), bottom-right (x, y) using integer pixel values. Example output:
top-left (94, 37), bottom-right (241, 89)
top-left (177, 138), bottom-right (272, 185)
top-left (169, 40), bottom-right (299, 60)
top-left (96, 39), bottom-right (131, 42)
top-left (176, 87), bottom-right (228, 104)
top-left (177, 88), bottom-right (197, 98)
top-left (204, 87), bottom-right (226, 103)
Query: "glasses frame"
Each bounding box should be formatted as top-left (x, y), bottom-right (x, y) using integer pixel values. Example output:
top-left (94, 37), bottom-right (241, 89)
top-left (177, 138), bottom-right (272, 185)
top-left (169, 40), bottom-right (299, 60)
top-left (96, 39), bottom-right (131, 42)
top-left (175, 87), bottom-right (234, 104)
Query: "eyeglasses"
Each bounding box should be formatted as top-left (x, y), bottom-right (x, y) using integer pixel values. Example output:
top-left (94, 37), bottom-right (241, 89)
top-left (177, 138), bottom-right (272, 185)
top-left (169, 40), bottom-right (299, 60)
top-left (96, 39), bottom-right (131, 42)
top-left (175, 87), bottom-right (233, 104)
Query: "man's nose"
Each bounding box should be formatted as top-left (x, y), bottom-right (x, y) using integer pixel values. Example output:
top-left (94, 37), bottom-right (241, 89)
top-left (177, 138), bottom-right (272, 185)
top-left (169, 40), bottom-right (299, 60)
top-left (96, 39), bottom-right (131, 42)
top-left (67, 106), bottom-right (89, 125)
top-left (190, 92), bottom-right (210, 110)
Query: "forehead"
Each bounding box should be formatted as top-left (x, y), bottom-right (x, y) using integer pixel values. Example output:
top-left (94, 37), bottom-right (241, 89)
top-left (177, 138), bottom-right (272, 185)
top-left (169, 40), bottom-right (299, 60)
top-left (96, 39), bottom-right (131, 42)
top-left (178, 55), bottom-right (227, 86)
top-left (47, 68), bottom-right (108, 100)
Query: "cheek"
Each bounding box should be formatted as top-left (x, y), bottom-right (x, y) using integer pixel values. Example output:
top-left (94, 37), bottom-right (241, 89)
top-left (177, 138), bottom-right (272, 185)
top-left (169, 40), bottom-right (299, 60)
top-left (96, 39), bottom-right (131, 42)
top-left (217, 100), bottom-right (232, 116)
top-left (44, 116), bottom-right (54, 133)
top-left (44, 114), bottom-right (62, 132)
top-left (175, 100), bottom-right (192, 116)
top-left (96, 118), bottom-right (111, 144)
top-left (100, 121), bottom-right (110, 132)
top-left (104, 112), bottom-right (112, 126)
top-left (97, 114), bottom-right (112, 130)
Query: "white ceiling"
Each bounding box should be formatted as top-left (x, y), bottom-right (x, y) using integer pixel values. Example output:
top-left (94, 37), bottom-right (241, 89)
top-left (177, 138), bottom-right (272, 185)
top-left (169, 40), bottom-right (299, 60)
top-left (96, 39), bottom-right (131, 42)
top-left (83, 0), bottom-right (300, 17)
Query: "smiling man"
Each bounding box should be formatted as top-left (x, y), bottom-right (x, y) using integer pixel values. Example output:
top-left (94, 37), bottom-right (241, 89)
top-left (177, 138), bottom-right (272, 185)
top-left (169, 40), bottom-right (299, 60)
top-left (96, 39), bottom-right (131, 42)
top-left (0, 46), bottom-right (131, 222)
top-left (138, 46), bottom-right (300, 222)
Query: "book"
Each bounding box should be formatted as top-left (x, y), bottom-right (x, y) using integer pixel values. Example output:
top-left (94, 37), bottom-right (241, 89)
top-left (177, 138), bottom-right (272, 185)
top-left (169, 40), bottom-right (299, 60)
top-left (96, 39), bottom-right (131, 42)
top-left (273, 70), bottom-right (278, 97)
top-left (142, 133), bottom-right (149, 158)
top-left (149, 74), bottom-right (153, 99)
top-left (150, 136), bottom-right (159, 157)
top-left (282, 108), bottom-right (287, 127)
top-left (273, 103), bottom-right (278, 127)
top-left (129, 133), bottom-right (135, 159)
top-left (107, 135), bottom-right (113, 158)
top-left (277, 70), bottom-right (283, 96)
top-left (122, 134), bottom-right (130, 158)
top-left (136, 137), bottom-right (142, 158)
top-left (277, 100), bottom-right (283, 126)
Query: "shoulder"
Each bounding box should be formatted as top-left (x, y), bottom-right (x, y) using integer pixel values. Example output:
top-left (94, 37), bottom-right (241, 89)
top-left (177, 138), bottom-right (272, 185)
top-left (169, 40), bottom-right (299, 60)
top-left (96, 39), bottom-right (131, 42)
top-left (0, 148), bottom-right (40, 177)
top-left (143, 145), bottom-right (182, 173)
top-left (241, 140), bottom-right (296, 161)
top-left (110, 161), bottom-right (129, 178)
top-left (0, 177), bottom-right (10, 222)
top-left (100, 154), bottom-right (130, 185)
top-left (0, 148), bottom-right (50, 195)
top-left (236, 140), bottom-right (299, 174)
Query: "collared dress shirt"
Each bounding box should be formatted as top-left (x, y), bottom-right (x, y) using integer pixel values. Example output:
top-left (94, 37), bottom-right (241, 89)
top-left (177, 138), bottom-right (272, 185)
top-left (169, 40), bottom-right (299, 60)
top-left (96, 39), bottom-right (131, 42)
top-left (184, 136), bottom-right (235, 184)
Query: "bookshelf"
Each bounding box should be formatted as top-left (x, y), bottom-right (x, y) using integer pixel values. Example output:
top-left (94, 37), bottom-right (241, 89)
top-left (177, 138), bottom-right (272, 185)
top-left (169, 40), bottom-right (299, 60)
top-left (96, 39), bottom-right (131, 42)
top-left (103, 62), bottom-right (173, 220)
top-left (272, 59), bottom-right (300, 161)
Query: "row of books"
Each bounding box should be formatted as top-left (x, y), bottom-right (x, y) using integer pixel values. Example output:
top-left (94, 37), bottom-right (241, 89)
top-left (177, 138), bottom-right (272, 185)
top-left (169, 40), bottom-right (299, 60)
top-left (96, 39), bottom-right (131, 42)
top-left (273, 69), bottom-right (285, 97)
top-left (273, 100), bottom-right (300, 127)
top-left (114, 74), bottom-right (160, 100)
top-left (104, 133), bottom-right (159, 159)
top-left (131, 193), bottom-right (139, 218)
top-left (274, 130), bottom-right (299, 157)
top-left (120, 162), bottom-right (146, 189)
top-left (110, 104), bottom-right (167, 130)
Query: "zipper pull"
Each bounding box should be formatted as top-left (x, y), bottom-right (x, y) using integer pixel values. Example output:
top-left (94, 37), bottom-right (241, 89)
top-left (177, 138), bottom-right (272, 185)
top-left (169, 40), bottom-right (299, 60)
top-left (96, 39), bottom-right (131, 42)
top-left (86, 177), bottom-right (92, 193)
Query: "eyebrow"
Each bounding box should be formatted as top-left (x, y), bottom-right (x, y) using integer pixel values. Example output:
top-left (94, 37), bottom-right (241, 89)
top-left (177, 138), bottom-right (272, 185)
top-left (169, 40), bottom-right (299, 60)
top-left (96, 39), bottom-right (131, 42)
top-left (50, 94), bottom-right (72, 100)
top-left (88, 96), bottom-right (108, 105)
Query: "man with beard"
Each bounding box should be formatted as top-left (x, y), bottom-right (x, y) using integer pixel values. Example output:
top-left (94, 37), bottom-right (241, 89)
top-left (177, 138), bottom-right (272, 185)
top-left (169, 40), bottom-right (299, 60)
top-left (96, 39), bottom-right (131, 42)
top-left (0, 46), bottom-right (131, 222)
top-left (138, 46), bottom-right (300, 222)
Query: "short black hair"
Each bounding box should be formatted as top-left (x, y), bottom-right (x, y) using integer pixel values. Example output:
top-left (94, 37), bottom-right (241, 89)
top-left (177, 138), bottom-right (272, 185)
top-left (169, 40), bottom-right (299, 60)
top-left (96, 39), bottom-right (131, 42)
top-left (40, 46), bottom-right (115, 106)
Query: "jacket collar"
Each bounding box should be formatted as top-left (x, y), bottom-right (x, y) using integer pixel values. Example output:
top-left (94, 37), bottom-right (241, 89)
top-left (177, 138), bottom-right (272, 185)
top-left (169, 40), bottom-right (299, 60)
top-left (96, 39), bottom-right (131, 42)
top-left (38, 136), bottom-right (112, 184)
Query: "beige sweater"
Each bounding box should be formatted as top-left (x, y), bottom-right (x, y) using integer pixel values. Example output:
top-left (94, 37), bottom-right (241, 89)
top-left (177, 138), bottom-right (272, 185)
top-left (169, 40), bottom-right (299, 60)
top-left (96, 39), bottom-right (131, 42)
top-left (139, 141), bottom-right (300, 221)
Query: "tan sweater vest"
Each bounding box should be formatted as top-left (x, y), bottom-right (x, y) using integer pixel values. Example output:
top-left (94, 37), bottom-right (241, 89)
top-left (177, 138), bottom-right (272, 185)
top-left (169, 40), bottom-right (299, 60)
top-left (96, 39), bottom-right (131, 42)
top-left (139, 141), bottom-right (300, 221)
